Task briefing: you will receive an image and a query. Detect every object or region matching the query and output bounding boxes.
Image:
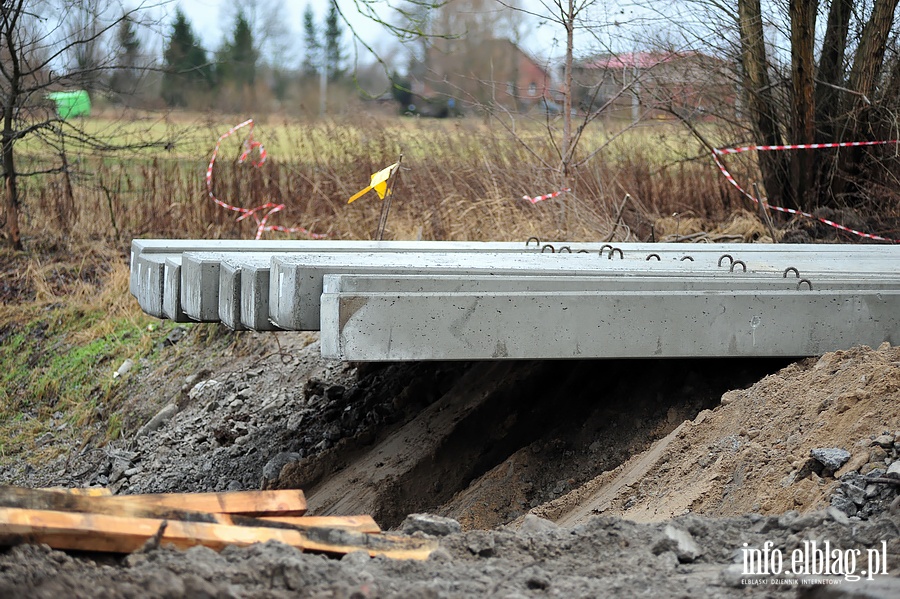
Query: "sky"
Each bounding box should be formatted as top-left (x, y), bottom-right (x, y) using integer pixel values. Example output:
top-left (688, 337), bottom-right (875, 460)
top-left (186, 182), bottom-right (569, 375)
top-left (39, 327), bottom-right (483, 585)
top-left (176, 0), bottom-right (391, 60)
top-left (170, 0), bottom-right (606, 68)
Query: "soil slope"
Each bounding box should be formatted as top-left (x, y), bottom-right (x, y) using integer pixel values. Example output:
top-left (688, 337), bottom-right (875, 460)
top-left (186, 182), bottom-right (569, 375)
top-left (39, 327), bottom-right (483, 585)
top-left (1, 327), bottom-right (899, 597)
top-left (535, 343), bottom-right (900, 525)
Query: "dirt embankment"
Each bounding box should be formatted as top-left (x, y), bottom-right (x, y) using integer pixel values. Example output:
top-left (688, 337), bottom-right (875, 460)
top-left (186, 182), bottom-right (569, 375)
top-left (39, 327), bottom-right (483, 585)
top-left (2, 326), bottom-right (899, 597)
top-left (4, 329), bottom-right (898, 528)
top-left (273, 357), bottom-right (789, 529)
top-left (535, 343), bottom-right (900, 525)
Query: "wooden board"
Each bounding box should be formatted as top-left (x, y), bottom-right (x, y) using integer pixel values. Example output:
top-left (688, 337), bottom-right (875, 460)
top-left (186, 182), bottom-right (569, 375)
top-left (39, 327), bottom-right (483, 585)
top-left (102, 489), bottom-right (307, 516)
top-left (257, 515), bottom-right (380, 534)
top-left (0, 507), bottom-right (434, 559)
top-left (41, 488), bottom-right (112, 497)
top-left (0, 487), bottom-right (306, 519)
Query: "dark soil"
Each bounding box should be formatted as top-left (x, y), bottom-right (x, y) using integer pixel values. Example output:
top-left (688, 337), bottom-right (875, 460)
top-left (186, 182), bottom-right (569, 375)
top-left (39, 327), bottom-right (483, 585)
top-left (0, 322), bottom-right (898, 598)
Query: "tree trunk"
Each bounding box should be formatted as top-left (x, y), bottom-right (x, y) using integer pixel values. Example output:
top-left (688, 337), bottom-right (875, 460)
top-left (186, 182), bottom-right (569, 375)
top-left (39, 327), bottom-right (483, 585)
top-left (2, 127), bottom-right (22, 251)
top-left (559, 0), bottom-right (576, 234)
top-left (1, 0), bottom-right (24, 250)
top-left (815, 0), bottom-right (853, 141)
top-left (789, 0), bottom-right (818, 208)
top-left (881, 56), bottom-right (900, 124)
top-left (737, 0), bottom-right (792, 209)
top-left (814, 0), bottom-right (854, 203)
top-left (836, 0), bottom-right (900, 198)
top-left (846, 0), bottom-right (898, 114)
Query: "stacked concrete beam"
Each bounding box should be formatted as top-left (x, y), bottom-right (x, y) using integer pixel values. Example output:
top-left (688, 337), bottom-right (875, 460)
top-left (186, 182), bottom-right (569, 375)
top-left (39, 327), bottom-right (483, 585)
top-left (268, 251), bottom-right (900, 331)
top-left (129, 239), bottom-right (900, 361)
top-left (321, 289), bottom-right (899, 360)
top-left (132, 240), bottom-right (550, 323)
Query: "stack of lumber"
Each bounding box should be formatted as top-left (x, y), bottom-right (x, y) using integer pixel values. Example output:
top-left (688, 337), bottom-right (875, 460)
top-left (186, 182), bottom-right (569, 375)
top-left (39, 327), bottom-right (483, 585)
top-left (0, 486), bottom-right (435, 560)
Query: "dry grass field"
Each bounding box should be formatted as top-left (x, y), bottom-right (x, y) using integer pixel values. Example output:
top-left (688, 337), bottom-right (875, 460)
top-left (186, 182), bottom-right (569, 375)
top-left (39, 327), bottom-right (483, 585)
top-left (14, 111), bottom-right (742, 247)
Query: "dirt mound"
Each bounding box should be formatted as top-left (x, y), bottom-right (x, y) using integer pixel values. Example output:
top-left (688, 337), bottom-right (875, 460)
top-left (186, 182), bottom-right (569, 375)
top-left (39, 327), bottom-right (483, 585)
top-left (7, 330), bottom-right (897, 532)
top-left (536, 343), bottom-right (900, 526)
top-left (2, 326), bottom-right (899, 596)
top-left (273, 358), bottom-right (786, 529)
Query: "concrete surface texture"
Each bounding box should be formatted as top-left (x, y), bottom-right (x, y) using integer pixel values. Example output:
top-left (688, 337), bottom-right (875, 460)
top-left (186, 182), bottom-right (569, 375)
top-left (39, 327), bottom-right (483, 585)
top-left (130, 239), bottom-right (900, 360)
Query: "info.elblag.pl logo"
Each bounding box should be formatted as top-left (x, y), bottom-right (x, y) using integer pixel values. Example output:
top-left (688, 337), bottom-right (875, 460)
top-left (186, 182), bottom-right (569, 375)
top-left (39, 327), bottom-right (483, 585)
top-left (742, 540), bottom-right (889, 582)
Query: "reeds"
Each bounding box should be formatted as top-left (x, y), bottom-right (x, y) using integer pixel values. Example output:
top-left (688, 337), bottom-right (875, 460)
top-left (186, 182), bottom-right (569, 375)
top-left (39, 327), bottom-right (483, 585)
top-left (18, 114), bottom-right (736, 249)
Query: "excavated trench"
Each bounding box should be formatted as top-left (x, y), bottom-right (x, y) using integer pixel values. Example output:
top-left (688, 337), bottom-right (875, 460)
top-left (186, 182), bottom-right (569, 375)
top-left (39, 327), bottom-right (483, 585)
top-left (274, 357), bottom-right (792, 530)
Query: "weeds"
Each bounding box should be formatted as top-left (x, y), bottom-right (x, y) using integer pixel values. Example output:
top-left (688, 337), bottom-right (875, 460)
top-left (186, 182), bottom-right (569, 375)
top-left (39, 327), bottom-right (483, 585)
top-left (13, 114), bottom-right (739, 248)
top-left (0, 251), bottom-right (186, 462)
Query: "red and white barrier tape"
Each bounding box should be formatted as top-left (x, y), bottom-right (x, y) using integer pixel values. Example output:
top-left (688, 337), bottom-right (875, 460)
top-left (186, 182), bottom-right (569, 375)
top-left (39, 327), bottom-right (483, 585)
top-left (712, 140), bottom-right (900, 243)
top-left (206, 119), bottom-right (326, 240)
top-left (523, 188), bottom-right (571, 204)
top-left (715, 140), bottom-right (899, 155)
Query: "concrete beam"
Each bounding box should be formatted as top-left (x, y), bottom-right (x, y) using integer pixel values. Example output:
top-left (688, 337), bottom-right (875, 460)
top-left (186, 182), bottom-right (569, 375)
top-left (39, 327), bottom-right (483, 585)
top-left (323, 273), bottom-right (900, 295)
top-left (240, 260), bottom-right (281, 331)
top-left (138, 242), bottom-right (554, 323)
top-left (320, 289), bottom-right (900, 361)
top-left (180, 254), bottom-right (223, 321)
top-left (217, 255), bottom-right (280, 331)
top-left (130, 239), bottom-right (551, 297)
top-left (132, 254), bottom-right (166, 318)
top-left (270, 251), bottom-right (900, 331)
top-left (129, 239), bottom-right (900, 297)
top-left (162, 258), bottom-right (190, 322)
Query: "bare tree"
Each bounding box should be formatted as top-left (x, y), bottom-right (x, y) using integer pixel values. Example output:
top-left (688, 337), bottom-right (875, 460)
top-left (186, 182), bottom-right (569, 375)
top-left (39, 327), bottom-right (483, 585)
top-left (67, 0), bottom-right (99, 90)
top-left (383, 0), bottom-right (648, 232)
top-left (333, 0), bottom-right (449, 94)
top-left (652, 0), bottom-right (900, 212)
top-left (0, 0), bottom-right (165, 250)
top-left (488, 0), bottom-right (633, 232)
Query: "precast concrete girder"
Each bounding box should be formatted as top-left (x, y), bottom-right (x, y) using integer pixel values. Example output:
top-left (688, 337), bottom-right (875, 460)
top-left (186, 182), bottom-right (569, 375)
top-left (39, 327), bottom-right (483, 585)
top-left (320, 289), bottom-right (900, 361)
top-left (268, 251), bottom-right (900, 331)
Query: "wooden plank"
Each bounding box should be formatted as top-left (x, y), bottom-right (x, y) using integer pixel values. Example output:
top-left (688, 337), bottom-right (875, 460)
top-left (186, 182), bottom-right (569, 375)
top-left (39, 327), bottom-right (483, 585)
top-left (0, 508), bottom-right (434, 560)
top-left (41, 488), bottom-right (112, 497)
top-left (103, 489), bottom-right (307, 516)
top-left (0, 486), bottom-right (236, 523)
top-left (257, 515), bottom-right (380, 534)
top-left (0, 487), bottom-right (306, 518)
top-left (0, 487), bottom-right (374, 535)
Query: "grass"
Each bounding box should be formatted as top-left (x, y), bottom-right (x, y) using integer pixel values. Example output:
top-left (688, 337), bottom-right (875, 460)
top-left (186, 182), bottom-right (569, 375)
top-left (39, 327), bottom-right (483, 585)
top-left (14, 112), bottom-right (741, 249)
top-left (0, 251), bottom-right (190, 463)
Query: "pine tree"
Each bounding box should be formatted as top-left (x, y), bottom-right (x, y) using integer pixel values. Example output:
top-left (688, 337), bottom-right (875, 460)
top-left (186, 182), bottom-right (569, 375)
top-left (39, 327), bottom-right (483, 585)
top-left (301, 4), bottom-right (321, 79)
top-left (161, 9), bottom-right (210, 107)
top-left (217, 11), bottom-right (258, 88)
top-left (323, 1), bottom-right (345, 81)
top-left (109, 14), bottom-right (141, 101)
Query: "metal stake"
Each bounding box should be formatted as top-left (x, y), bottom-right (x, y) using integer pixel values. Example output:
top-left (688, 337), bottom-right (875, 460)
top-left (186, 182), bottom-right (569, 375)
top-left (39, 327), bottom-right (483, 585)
top-left (375, 154), bottom-right (403, 241)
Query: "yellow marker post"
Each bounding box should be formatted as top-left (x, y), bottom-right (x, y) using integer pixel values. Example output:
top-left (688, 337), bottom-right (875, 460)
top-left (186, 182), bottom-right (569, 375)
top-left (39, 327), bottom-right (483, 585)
top-left (347, 162), bottom-right (400, 204)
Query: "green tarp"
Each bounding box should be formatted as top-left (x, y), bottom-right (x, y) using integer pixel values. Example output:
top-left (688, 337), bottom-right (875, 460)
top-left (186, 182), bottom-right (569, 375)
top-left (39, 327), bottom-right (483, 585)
top-left (47, 90), bottom-right (91, 119)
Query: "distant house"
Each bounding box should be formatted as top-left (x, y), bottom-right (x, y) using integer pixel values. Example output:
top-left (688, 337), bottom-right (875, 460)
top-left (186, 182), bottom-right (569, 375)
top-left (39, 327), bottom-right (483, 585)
top-left (410, 39), bottom-right (552, 113)
top-left (571, 51), bottom-right (736, 122)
